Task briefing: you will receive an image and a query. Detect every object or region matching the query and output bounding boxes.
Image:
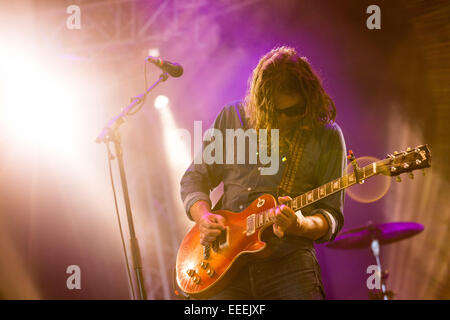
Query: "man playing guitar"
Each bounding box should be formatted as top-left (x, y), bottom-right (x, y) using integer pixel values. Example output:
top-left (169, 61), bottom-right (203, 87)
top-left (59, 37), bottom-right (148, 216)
top-left (180, 46), bottom-right (346, 299)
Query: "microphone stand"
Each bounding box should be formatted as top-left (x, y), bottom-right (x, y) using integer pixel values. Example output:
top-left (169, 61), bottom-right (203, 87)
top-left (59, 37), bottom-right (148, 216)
top-left (96, 72), bottom-right (169, 300)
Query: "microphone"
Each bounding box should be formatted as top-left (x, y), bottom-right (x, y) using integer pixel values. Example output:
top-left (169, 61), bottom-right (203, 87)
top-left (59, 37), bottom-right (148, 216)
top-left (146, 56), bottom-right (184, 78)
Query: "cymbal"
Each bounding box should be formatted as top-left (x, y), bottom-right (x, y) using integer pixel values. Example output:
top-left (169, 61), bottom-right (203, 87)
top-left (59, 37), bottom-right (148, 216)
top-left (326, 222), bottom-right (424, 249)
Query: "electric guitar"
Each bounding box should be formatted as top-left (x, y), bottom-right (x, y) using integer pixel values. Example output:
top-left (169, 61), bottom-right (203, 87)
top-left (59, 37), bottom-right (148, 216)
top-left (175, 145), bottom-right (431, 299)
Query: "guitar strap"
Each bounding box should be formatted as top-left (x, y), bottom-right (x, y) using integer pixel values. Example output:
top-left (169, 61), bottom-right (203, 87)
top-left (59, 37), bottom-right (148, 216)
top-left (277, 126), bottom-right (312, 197)
top-left (213, 104), bottom-right (312, 209)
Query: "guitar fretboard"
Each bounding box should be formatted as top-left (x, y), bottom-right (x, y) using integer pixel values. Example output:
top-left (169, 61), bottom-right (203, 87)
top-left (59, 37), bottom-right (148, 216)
top-left (252, 162), bottom-right (380, 230)
top-left (288, 163), bottom-right (378, 212)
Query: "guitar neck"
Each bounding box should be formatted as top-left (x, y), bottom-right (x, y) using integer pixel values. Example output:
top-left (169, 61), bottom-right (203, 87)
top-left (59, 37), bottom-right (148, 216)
top-left (252, 162), bottom-right (382, 230)
top-left (287, 162), bottom-right (379, 212)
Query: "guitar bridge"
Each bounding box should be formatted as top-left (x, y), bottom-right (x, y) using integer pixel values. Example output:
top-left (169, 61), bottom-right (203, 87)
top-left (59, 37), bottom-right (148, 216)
top-left (211, 227), bottom-right (230, 253)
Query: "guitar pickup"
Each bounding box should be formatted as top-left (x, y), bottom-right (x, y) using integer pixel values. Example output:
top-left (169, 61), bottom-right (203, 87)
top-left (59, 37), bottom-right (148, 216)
top-left (246, 214), bottom-right (256, 236)
top-left (219, 227), bottom-right (229, 250)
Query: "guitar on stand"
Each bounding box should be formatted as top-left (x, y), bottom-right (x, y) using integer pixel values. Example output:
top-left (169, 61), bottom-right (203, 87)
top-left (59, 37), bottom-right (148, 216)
top-left (175, 145), bottom-right (431, 299)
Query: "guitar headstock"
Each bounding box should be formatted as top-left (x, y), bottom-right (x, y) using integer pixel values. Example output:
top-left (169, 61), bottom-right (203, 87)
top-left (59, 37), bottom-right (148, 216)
top-left (378, 144), bottom-right (431, 177)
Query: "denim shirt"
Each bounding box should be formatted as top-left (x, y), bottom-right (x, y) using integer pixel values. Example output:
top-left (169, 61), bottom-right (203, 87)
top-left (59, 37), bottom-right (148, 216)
top-left (180, 102), bottom-right (346, 256)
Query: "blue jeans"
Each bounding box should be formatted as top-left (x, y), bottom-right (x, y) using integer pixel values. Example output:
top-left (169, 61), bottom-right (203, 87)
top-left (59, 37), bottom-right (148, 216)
top-left (208, 248), bottom-right (325, 300)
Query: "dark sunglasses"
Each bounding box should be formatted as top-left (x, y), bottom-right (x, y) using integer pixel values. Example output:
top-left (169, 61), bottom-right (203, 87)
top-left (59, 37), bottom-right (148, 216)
top-left (278, 103), bottom-right (307, 117)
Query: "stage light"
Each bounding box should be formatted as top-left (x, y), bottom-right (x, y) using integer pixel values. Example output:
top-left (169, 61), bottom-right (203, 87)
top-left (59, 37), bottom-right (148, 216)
top-left (148, 48), bottom-right (160, 57)
top-left (156, 101), bottom-right (193, 230)
top-left (0, 49), bottom-right (82, 159)
top-left (154, 95), bottom-right (169, 109)
top-left (157, 103), bottom-right (191, 167)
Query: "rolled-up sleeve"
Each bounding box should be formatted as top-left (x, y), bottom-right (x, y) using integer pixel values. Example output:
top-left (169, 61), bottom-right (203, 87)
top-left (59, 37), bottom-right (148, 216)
top-left (180, 107), bottom-right (228, 221)
top-left (312, 123), bottom-right (346, 243)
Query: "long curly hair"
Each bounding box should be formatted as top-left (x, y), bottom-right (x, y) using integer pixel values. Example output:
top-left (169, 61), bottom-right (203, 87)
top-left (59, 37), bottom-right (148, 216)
top-left (244, 46), bottom-right (336, 135)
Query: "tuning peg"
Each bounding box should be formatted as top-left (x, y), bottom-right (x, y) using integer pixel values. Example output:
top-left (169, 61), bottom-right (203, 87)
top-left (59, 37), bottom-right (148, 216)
top-left (406, 147), bottom-right (411, 152)
top-left (396, 176), bottom-right (402, 183)
top-left (409, 172), bottom-right (414, 179)
top-left (347, 149), bottom-right (355, 161)
top-left (393, 151), bottom-right (399, 155)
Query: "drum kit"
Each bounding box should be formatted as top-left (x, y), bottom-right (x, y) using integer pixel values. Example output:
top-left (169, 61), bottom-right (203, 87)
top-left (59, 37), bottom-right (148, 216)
top-left (325, 221), bottom-right (424, 300)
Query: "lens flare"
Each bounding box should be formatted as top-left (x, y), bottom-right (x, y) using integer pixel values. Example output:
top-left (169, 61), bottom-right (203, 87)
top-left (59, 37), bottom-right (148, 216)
top-left (345, 156), bottom-right (392, 203)
top-left (0, 49), bottom-right (82, 159)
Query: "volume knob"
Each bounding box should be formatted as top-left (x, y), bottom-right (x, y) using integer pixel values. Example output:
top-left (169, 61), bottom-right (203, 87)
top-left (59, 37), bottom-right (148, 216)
top-left (192, 275), bottom-right (201, 284)
top-left (206, 268), bottom-right (215, 277)
top-left (186, 269), bottom-right (195, 277)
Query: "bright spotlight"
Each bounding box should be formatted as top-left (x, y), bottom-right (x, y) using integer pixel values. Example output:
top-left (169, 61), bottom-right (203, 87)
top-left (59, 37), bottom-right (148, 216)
top-left (0, 49), bottom-right (81, 158)
top-left (155, 99), bottom-right (191, 169)
top-left (148, 48), bottom-right (160, 57)
top-left (154, 95), bottom-right (169, 109)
